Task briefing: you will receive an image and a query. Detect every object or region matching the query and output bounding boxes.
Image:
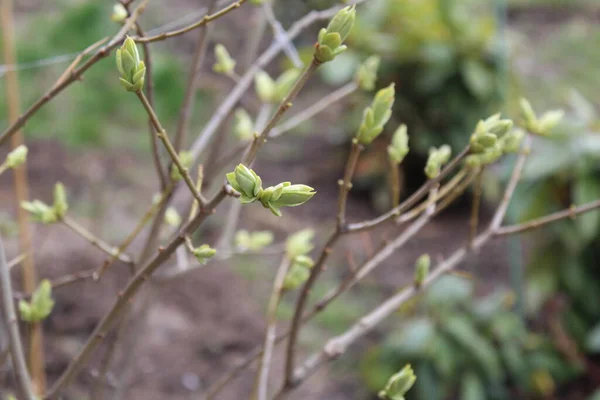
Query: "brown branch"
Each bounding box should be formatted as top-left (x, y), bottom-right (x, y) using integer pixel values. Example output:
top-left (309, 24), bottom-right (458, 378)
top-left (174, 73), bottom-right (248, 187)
top-left (0, 238), bottom-right (36, 400)
top-left (44, 188), bottom-right (227, 399)
top-left (468, 168), bottom-right (483, 248)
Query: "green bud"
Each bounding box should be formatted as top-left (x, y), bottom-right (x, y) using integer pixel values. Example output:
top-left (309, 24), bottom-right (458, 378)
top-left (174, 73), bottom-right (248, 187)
top-left (355, 56), bottom-right (380, 91)
top-left (465, 144), bottom-right (503, 167)
top-left (170, 151), bottom-right (193, 181)
top-left (283, 255), bottom-right (314, 291)
top-left (111, 3), bottom-right (128, 23)
top-left (315, 5), bottom-right (356, 63)
top-left (378, 364), bottom-right (417, 400)
top-left (259, 182), bottom-right (316, 216)
top-left (4, 145), bottom-right (28, 169)
top-left (116, 36), bottom-right (146, 92)
top-left (357, 83), bottom-right (395, 145)
top-left (537, 110), bottom-right (564, 135)
top-left (53, 182), bottom-right (68, 219)
top-left (233, 108), bottom-right (254, 141)
top-left (213, 44), bottom-right (236, 75)
top-left (164, 207), bottom-right (181, 227)
top-left (275, 68), bottom-right (301, 102)
top-left (424, 145), bottom-right (451, 179)
top-left (255, 70), bottom-right (276, 104)
top-left (414, 254), bottom-right (430, 287)
top-left (226, 164), bottom-right (263, 203)
top-left (21, 200), bottom-right (57, 224)
top-left (387, 124), bottom-right (409, 164)
top-left (286, 229), bottom-right (315, 259)
top-left (234, 230), bottom-right (274, 251)
top-left (499, 128), bottom-right (525, 153)
top-left (519, 98), bottom-right (537, 129)
top-left (193, 244), bottom-right (217, 265)
top-left (19, 279), bottom-right (55, 323)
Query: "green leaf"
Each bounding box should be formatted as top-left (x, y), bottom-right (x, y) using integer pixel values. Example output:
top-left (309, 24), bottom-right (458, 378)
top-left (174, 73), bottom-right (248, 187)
top-left (442, 315), bottom-right (503, 381)
top-left (425, 275), bottom-right (473, 308)
top-left (461, 59), bottom-right (495, 100)
top-left (387, 318), bottom-right (436, 357)
top-left (460, 371), bottom-right (486, 400)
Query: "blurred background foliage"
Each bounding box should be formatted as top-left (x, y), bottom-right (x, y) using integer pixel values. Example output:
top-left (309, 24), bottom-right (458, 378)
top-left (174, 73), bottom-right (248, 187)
top-left (2, 0), bottom-right (600, 398)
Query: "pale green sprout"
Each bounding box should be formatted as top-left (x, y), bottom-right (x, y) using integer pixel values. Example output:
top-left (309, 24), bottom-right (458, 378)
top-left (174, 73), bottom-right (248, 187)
top-left (21, 182), bottom-right (69, 224)
top-left (387, 124), bottom-right (409, 165)
top-left (254, 70), bottom-right (277, 104)
top-left (19, 279), bottom-right (55, 323)
top-left (315, 5), bottom-right (356, 63)
top-left (234, 230), bottom-right (274, 251)
top-left (53, 182), bottom-right (68, 219)
top-left (355, 55), bottom-right (380, 91)
top-left (424, 145), bottom-right (451, 179)
top-left (111, 3), bottom-right (128, 23)
top-left (286, 229), bottom-right (315, 259)
top-left (116, 36), bottom-right (146, 92)
top-left (519, 98), bottom-right (564, 136)
top-left (193, 244), bottom-right (217, 265)
top-left (213, 44), bottom-right (236, 75)
top-left (226, 164), bottom-right (263, 203)
top-left (170, 151), bottom-right (193, 181)
top-left (233, 108), bottom-right (254, 141)
top-left (283, 255), bottom-right (315, 291)
top-left (414, 254), bottom-right (430, 287)
top-left (2, 145), bottom-right (28, 170)
top-left (379, 364), bottom-right (417, 400)
top-left (357, 83), bottom-right (396, 145)
top-left (164, 207), bottom-right (182, 227)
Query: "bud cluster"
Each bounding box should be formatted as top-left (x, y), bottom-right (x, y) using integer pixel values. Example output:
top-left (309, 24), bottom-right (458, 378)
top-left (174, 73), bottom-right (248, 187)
top-left (226, 164), bottom-right (316, 216)
top-left (19, 279), bottom-right (55, 323)
top-left (425, 145), bottom-right (452, 179)
top-left (519, 98), bottom-right (564, 136)
top-left (21, 182), bottom-right (69, 224)
top-left (356, 83), bottom-right (395, 145)
top-left (234, 230), bottom-right (274, 251)
top-left (378, 364), bottom-right (417, 400)
top-left (116, 36), bottom-right (146, 92)
top-left (282, 229), bottom-right (316, 291)
top-left (315, 5), bottom-right (356, 63)
top-left (387, 125), bottom-right (410, 165)
top-left (254, 69), bottom-right (301, 104)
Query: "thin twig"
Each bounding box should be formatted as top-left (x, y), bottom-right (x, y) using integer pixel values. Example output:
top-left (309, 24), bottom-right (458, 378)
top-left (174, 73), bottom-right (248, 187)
top-left (94, 183), bottom-right (173, 279)
top-left (346, 147), bottom-right (470, 233)
top-left (242, 58), bottom-right (321, 165)
top-left (468, 168), bottom-right (483, 248)
top-left (173, 0), bottom-right (218, 153)
top-left (388, 158), bottom-right (401, 208)
top-left (254, 257), bottom-right (291, 400)
top-left (134, 21), bottom-right (167, 189)
top-left (0, 238), bottom-right (36, 400)
top-left (136, 90), bottom-right (207, 207)
top-left (495, 199), bottom-right (600, 236)
top-left (61, 216), bottom-right (134, 265)
top-left (136, 0), bottom-right (248, 43)
top-left (1, 0), bottom-right (45, 390)
top-left (270, 82), bottom-right (358, 138)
